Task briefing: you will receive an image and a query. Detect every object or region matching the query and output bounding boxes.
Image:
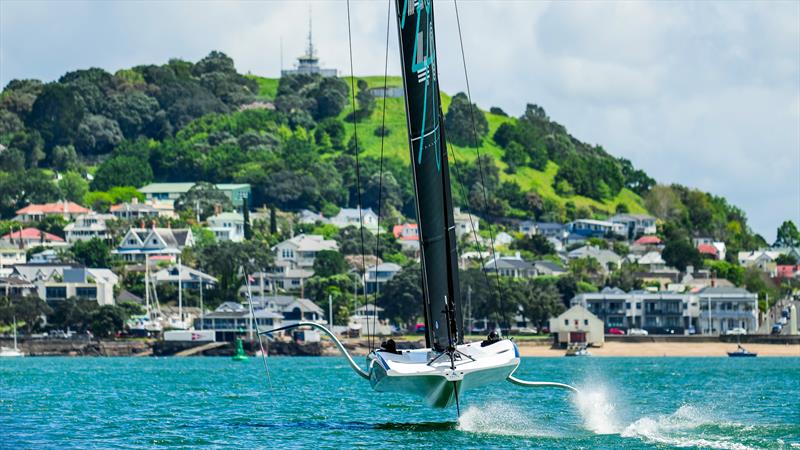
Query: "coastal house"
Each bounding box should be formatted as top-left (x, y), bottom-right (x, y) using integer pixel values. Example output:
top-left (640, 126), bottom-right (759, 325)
top-left (637, 251), bottom-right (667, 271)
top-left (549, 305), bottom-right (604, 347)
top-left (609, 214), bottom-right (657, 239)
top-left (113, 227), bottom-right (194, 262)
top-left (737, 250), bottom-right (781, 275)
top-left (11, 265), bottom-right (119, 306)
top-left (567, 246), bottom-right (622, 272)
top-left (483, 253), bottom-right (536, 278)
top-left (138, 182), bottom-right (251, 207)
top-left (453, 207), bottom-right (479, 239)
top-left (13, 201), bottom-right (90, 222)
top-left (534, 222), bottom-right (567, 239)
top-left (567, 219), bottom-right (626, 238)
top-left (775, 265), bottom-right (800, 280)
top-left (298, 209), bottom-right (326, 225)
top-left (110, 199), bottom-right (160, 220)
top-left (273, 234), bottom-right (338, 270)
top-left (363, 262), bottom-right (402, 294)
top-left (0, 228), bottom-right (68, 250)
top-left (570, 288), bottom-right (696, 334)
top-left (348, 304), bottom-right (393, 336)
top-left (0, 245), bottom-right (26, 266)
top-left (152, 264), bottom-right (217, 290)
top-left (494, 232), bottom-right (514, 246)
top-left (198, 301), bottom-right (284, 342)
top-left (393, 223), bottom-right (420, 254)
top-left (206, 212), bottom-right (246, 242)
top-left (329, 208), bottom-right (380, 232)
top-left (64, 213), bottom-right (115, 243)
top-left (533, 260), bottom-right (567, 277)
top-left (696, 286), bottom-right (758, 335)
top-left (0, 273), bottom-right (36, 298)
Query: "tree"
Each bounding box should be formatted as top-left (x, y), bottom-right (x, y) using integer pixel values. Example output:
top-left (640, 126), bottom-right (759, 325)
top-left (511, 234), bottom-right (555, 256)
top-left (75, 114), bottom-right (124, 155)
top-left (0, 169), bottom-right (60, 217)
top-left (70, 238), bottom-right (111, 267)
top-left (662, 238), bottom-right (703, 272)
top-left (313, 250), bottom-right (347, 278)
top-left (379, 264), bottom-right (423, 329)
top-left (90, 305), bottom-right (127, 338)
top-left (57, 172), bottom-right (89, 203)
top-left (775, 220), bottom-right (800, 248)
top-left (49, 145), bottom-right (80, 172)
top-left (0, 295), bottom-right (53, 333)
top-left (519, 280), bottom-right (564, 332)
top-left (49, 297), bottom-right (98, 333)
top-left (353, 79), bottom-right (375, 121)
top-left (174, 182), bottom-right (232, 221)
top-left (569, 257), bottom-right (604, 284)
top-left (608, 263), bottom-right (643, 292)
top-left (775, 254), bottom-right (798, 265)
top-left (196, 240), bottom-right (272, 304)
top-left (445, 92), bottom-right (488, 147)
top-left (91, 155), bottom-right (153, 191)
top-left (27, 83), bottom-right (86, 149)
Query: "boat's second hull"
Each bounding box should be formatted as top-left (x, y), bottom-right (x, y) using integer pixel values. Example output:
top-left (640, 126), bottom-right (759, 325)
top-left (368, 340), bottom-right (520, 407)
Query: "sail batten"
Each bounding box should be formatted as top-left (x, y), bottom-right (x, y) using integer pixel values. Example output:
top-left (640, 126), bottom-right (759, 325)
top-left (395, 0), bottom-right (462, 351)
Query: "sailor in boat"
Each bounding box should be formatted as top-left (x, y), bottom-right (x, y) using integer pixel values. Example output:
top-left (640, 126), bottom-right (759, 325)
top-left (258, 0), bottom-right (578, 414)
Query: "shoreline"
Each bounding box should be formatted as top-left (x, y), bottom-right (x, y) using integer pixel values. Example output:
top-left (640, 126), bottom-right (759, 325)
top-left (515, 341), bottom-right (800, 357)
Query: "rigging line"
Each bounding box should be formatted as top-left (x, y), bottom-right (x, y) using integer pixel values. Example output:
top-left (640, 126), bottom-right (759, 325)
top-left (370, 0), bottom-right (392, 353)
top-left (346, 0), bottom-right (370, 348)
top-left (453, 0), bottom-right (506, 332)
top-left (244, 269), bottom-right (274, 400)
top-left (446, 141), bottom-right (494, 330)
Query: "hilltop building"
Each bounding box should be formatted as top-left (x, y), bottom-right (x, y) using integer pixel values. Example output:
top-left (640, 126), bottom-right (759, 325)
top-left (281, 15), bottom-right (337, 77)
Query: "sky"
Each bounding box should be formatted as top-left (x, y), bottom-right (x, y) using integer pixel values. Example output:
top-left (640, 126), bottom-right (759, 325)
top-left (1, 0), bottom-right (798, 241)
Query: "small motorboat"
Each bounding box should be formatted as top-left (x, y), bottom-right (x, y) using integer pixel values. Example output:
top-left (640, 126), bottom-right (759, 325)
top-left (728, 344), bottom-right (757, 357)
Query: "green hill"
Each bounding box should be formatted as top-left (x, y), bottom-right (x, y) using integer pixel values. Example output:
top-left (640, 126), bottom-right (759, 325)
top-left (250, 74), bottom-right (646, 217)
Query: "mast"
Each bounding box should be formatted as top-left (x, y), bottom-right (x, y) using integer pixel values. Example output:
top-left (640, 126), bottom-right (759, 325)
top-left (395, 0), bottom-right (462, 351)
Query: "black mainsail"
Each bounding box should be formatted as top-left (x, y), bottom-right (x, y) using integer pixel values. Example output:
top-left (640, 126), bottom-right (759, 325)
top-left (395, 0), bottom-right (462, 351)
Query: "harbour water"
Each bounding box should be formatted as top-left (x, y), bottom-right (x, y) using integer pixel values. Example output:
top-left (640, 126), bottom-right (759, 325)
top-left (2, 356), bottom-right (798, 449)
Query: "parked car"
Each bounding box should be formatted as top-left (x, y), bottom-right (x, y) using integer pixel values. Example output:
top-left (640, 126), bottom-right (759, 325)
top-left (415, 323), bottom-right (426, 334)
top-left (686, 326), bottom-right (697, 335)
top-left (724, 328), bottom-right (747, 336)
top-left (628, 328), bottom-right (648, 336)
top-left (608, 328), bottom-right (625, 335)
top-left (772, 324), bottom-right (783, 335)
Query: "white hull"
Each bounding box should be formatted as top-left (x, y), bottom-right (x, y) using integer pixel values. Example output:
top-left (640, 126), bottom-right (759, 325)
top-left (0, 346), bottom-right (24, 357)
top-left (368, 339), bottom-right (520, 408)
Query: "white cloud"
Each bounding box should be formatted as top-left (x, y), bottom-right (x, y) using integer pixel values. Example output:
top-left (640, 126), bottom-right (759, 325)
top-left (0, 0), bottom-right (797, 240)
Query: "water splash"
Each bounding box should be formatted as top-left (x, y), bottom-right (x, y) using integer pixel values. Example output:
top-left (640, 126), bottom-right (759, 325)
top-left (457, 402), bottom-right (555, 437)
top-left (572, 385), bottom-right (620, 434)
top-left (621, 405), bottom-right (753, 450)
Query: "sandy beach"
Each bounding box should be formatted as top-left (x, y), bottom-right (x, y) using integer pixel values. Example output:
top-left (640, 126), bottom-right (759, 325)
top-left (516, 341), bottom-right (800, 357)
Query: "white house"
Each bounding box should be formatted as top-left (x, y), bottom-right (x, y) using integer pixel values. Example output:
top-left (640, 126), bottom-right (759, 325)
top-left (64, 213), bottom-right (115, 243)
top-left (110, 199), bottom-right (160, 220)
top-left (152, 264), bottom-right (217, 290)
top-left (453, 207), bottom-right (480, 239)
top-left (273, 234), bottom-right (338, 269)
top-left (329, 208), bottom-right (380, 232)
top-left (12, 265), bottom-right (119, 306)
top-left (13, 201), bottom-right (90, 222)
top-left (637, 251), bottom-right (667, 271)
top-left (609, 214), bottom-right (657, 238)
top-left (483, 253), bottom-right (536, 278)
top-left (363, 262), bottom-right (402, 294)
top-left (549, 305), bottom-right (604, 347)
top-left (0, 227), bottom-right (68, 250)
top-left (567, 246), bottom-right (622, 272)
top-left (0, 245), bottom-right (26, 266)
top-left (696, 286), bottom-right (758, 335)
top-left (113, 227), bottom-right (194, 262)
top-left (207, 212), bottom-right (246, 242)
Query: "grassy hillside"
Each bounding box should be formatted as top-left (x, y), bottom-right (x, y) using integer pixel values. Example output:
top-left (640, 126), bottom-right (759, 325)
top-left (253, 75), bottom-right (646, 217)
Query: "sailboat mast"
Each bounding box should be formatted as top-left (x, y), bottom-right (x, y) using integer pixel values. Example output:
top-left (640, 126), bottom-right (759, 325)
top-left (395, 0), bottom-right (462, 351)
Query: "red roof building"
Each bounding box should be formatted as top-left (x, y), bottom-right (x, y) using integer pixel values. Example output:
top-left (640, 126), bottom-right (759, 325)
top-left (776, 265), bottom-right (800, 280)
top-left (634, 235), bottom-right (662, 245)
top-left (697, 243), bottom-right (719, 259)
top-left (1, 227), bottom-right (66, 249)
top-left (15, 201), bottom-right (90, 222)
top-left (392, 223), bottom-right (419, 241)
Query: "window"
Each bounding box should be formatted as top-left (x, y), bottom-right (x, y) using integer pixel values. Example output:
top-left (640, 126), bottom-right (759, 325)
top-left (564, 319), bottom-right (568, 326)
top-left (584, 319), bottom-right (589, 326)
top-left (46, 286), bottom-right (67, 300)
top-left (626, 302), bottom-right (631, 309)
top-left (636, 303), bottom-right (641, 310)
top-left (76, 287), bottom-right (97, 299)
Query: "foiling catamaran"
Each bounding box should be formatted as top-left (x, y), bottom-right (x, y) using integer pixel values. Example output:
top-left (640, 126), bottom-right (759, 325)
top-left (260, 0), bottom-right (577, 414)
